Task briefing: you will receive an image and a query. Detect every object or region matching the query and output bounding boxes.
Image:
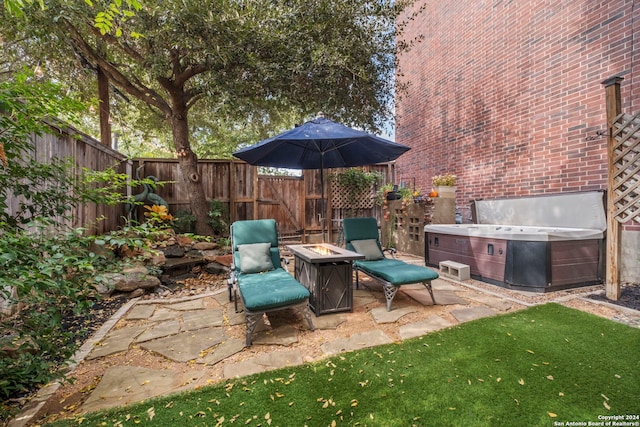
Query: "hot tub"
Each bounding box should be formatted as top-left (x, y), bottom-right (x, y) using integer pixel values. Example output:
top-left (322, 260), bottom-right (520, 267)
top-left (424, 191), bottom-right (606, 292)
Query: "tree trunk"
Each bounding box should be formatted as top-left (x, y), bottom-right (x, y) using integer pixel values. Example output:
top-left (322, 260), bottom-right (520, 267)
top-left (170, 106), bottom-right (214, 236)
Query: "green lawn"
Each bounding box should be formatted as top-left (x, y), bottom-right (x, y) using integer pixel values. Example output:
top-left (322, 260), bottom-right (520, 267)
top-left (48, 303), bottom-right (640, 426)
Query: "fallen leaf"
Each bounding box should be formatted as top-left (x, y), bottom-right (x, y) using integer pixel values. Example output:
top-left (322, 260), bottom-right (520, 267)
top-left (147, 407), bottom-right (155, 421)
top-left (351, 399), bottom-right (359, 407)
top-left (603, 401), bottom-right (611, 410)
top-left (546, 375), bottom-right (554, 380)
top-left (526, 350), bottom-right (535, 354)
top-left (518, 378), bottom-right (525, 385)
top-left (548, 412), bottom-right (557, 418)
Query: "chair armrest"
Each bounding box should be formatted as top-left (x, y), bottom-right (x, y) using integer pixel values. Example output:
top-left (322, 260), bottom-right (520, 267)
top-left (383, 247), bottom-right (397, 258)
top-left (280, 257), bottom-right (290, 273)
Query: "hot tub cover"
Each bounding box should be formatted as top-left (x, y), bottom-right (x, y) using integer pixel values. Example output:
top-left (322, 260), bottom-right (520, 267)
top-left (425, 191), bottom-right (606, 241)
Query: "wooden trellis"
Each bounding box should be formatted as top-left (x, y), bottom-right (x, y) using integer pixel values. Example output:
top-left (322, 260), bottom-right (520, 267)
top-left (610, 111), bottom-right (640, 223)
top-left (602, 76), bottom-right (640, 300)
top-left (329, 180), bottom-right (375, 209)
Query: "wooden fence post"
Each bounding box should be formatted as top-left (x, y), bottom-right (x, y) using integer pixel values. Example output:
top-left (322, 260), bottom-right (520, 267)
top-left (602, 76), bottom-right (623, 300)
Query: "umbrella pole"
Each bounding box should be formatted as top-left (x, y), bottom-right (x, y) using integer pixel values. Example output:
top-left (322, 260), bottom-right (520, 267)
top-left (320, 155), bottom-right (326, 242)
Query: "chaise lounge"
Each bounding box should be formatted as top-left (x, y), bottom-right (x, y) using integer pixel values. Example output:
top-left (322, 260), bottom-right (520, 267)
top-left (343, 217), bottom-right (439, 311)
top-left (228, 219), bottom-right (315, 346)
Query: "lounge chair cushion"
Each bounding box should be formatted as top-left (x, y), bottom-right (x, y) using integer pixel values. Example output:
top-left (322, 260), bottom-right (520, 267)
top-left (356, 258), bottom-right (439, 286)
top-left (238, 242), bottom-right (274, 274)
top-left (237, 268), bottom-right (310, 311)
top-left (351, 239), bottom-right (384, 260)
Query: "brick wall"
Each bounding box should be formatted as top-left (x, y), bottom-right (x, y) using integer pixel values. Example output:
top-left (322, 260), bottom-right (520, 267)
top-left (396, 0), bottom-right (639, 228)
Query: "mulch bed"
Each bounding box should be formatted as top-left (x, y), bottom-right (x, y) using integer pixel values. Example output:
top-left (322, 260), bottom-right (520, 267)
top-left (587, 283), bottom-right (640, 311)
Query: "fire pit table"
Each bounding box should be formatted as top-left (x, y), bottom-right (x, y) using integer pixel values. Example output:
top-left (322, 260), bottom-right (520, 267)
top-left (286, 243), bottom-right (364, 315)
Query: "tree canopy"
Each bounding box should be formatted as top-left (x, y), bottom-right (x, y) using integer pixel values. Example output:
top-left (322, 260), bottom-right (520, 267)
top-left (1, 0), bottom-right (422, 234)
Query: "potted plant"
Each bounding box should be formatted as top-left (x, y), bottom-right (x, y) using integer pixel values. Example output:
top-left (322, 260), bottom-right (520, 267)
top-left (431, 173), bottom-right (457, 198)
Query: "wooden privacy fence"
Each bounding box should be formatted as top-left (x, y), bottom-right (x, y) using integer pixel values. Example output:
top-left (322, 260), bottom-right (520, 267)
top-left (131, 158), bottom-right (392, 241)
top-left (8, 121), bottom-right (393, 240)
top-left (6, 121), bottom-right (128, 235)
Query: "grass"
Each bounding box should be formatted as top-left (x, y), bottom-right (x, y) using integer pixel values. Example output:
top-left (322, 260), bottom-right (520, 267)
top-left (47, 303), bottom-right (640, 426)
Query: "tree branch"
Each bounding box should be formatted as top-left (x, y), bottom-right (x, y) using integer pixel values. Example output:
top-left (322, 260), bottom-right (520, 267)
top-left (60, 18), bottom-right (171, 116)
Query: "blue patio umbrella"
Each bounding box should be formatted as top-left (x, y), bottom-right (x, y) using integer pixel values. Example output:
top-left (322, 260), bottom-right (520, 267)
top-left (233, 115), bottom-right (411, 239)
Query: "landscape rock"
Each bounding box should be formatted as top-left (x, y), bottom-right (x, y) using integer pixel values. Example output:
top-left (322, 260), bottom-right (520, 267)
top-left (176, 235), bottom-right (194, 247)
top-left (163, 244), bottom-right (185, 258)
top-left (112, 271), bottom-right (161, 292)
top-left (205, 262), bottom-right (229, 275)
top-left (193, 242), bottom-right (218, 251)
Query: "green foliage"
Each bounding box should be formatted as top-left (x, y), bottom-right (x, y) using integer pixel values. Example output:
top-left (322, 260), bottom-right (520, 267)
top-left (333, 168), bottom-right (382, 217)
top-left (46, 304), bottom-right (640, 426)
top-left (0, 220), bottom-right (117, 400)
top-left (207, 199), bottom-right (229, 236)
top-left (0, 74), bottom-right (153, 406)
top-left (0, 70), bottom-right (85, 229)
top-left (172, 210), bottom-right (196, 234)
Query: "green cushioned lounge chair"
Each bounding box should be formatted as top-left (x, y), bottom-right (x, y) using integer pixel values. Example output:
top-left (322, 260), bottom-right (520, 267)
top-left (228, 219), bottom-right (314, 346)
top-left (342, 217), bottom-right (438, 311)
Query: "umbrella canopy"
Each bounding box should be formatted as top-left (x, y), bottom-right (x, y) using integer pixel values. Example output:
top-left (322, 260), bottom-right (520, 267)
top-left (233, 116), bottom-right (410, 170)
top-left (233, 116), bottom-right (411, 240)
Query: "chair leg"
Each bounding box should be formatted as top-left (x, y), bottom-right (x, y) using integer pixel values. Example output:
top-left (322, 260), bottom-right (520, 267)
top-left (423, 281), bottom-right (436, 304)
top-left (245, 313), bottom-right (260, 346)
top-left (383, 284), bottom-right (399, 312)
top-left (302, 304), bottom-right (315, 331)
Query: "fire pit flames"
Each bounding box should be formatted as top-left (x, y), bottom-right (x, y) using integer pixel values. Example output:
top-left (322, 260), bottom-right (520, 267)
top-left (304, 245), bottom-right (339, 256)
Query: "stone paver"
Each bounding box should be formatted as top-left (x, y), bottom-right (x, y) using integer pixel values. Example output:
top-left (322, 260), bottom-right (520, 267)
top-left (82, 366), bottom-right (205, 414)
top-left (125, 304), bottom-right (156, 320)
top-left (226, 308), bottom-right (246, 326)
top-left (463, 293), bottom-right (514, 311)
top-left (253, 325), bottom-right (299, 345)
top-left (353, 289), bottom-right (378, 307)
top-left (139, 326), bottom-right (226, 362)
top-left (198, 338), bottom-right (245, 365)
top-left (398, 315), bottom-right (454, 340)
top-left (320, 330), bottom-right (393, 356)
top-left (148, 307), bottom-right (180, 322)
top-left (430, 290), bottom-right (469, 305)
top-left (450, 306), bottom-right (497, 322)
top-left (181, 308), bottom-right (224, 331)
top-left (86, 324), bottom-right (147, 360)
top-left (135, 320), bottom-right (181, 342)
top-left (224, 350), bottom-right (304, 378)
top-left (312, 313), bottom-right (348, 329)
top-left (165, 299), bottom-right (205, 311)
top-left (370, 306), bottom-right (417, 324)
top-left (431, 279), bottom-right (464, 291)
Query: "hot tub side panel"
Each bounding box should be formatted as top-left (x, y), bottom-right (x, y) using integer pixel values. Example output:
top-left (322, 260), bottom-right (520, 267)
top-left (426, 232), bottom-right (604, 292)
top-left (548, 239), bottom-right (603, 288)
top-left (425, 233), bottom-right (507, 284)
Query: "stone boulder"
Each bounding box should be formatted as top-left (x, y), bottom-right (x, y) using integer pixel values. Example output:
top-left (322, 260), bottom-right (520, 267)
top-left (97, 267), bottom-right (161, 295)
top-left (193, 241), bottom-right (218, 251)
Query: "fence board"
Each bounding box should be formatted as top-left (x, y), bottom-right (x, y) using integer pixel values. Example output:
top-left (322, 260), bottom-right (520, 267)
top-left (7, 124), bottom-right (397, 239)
